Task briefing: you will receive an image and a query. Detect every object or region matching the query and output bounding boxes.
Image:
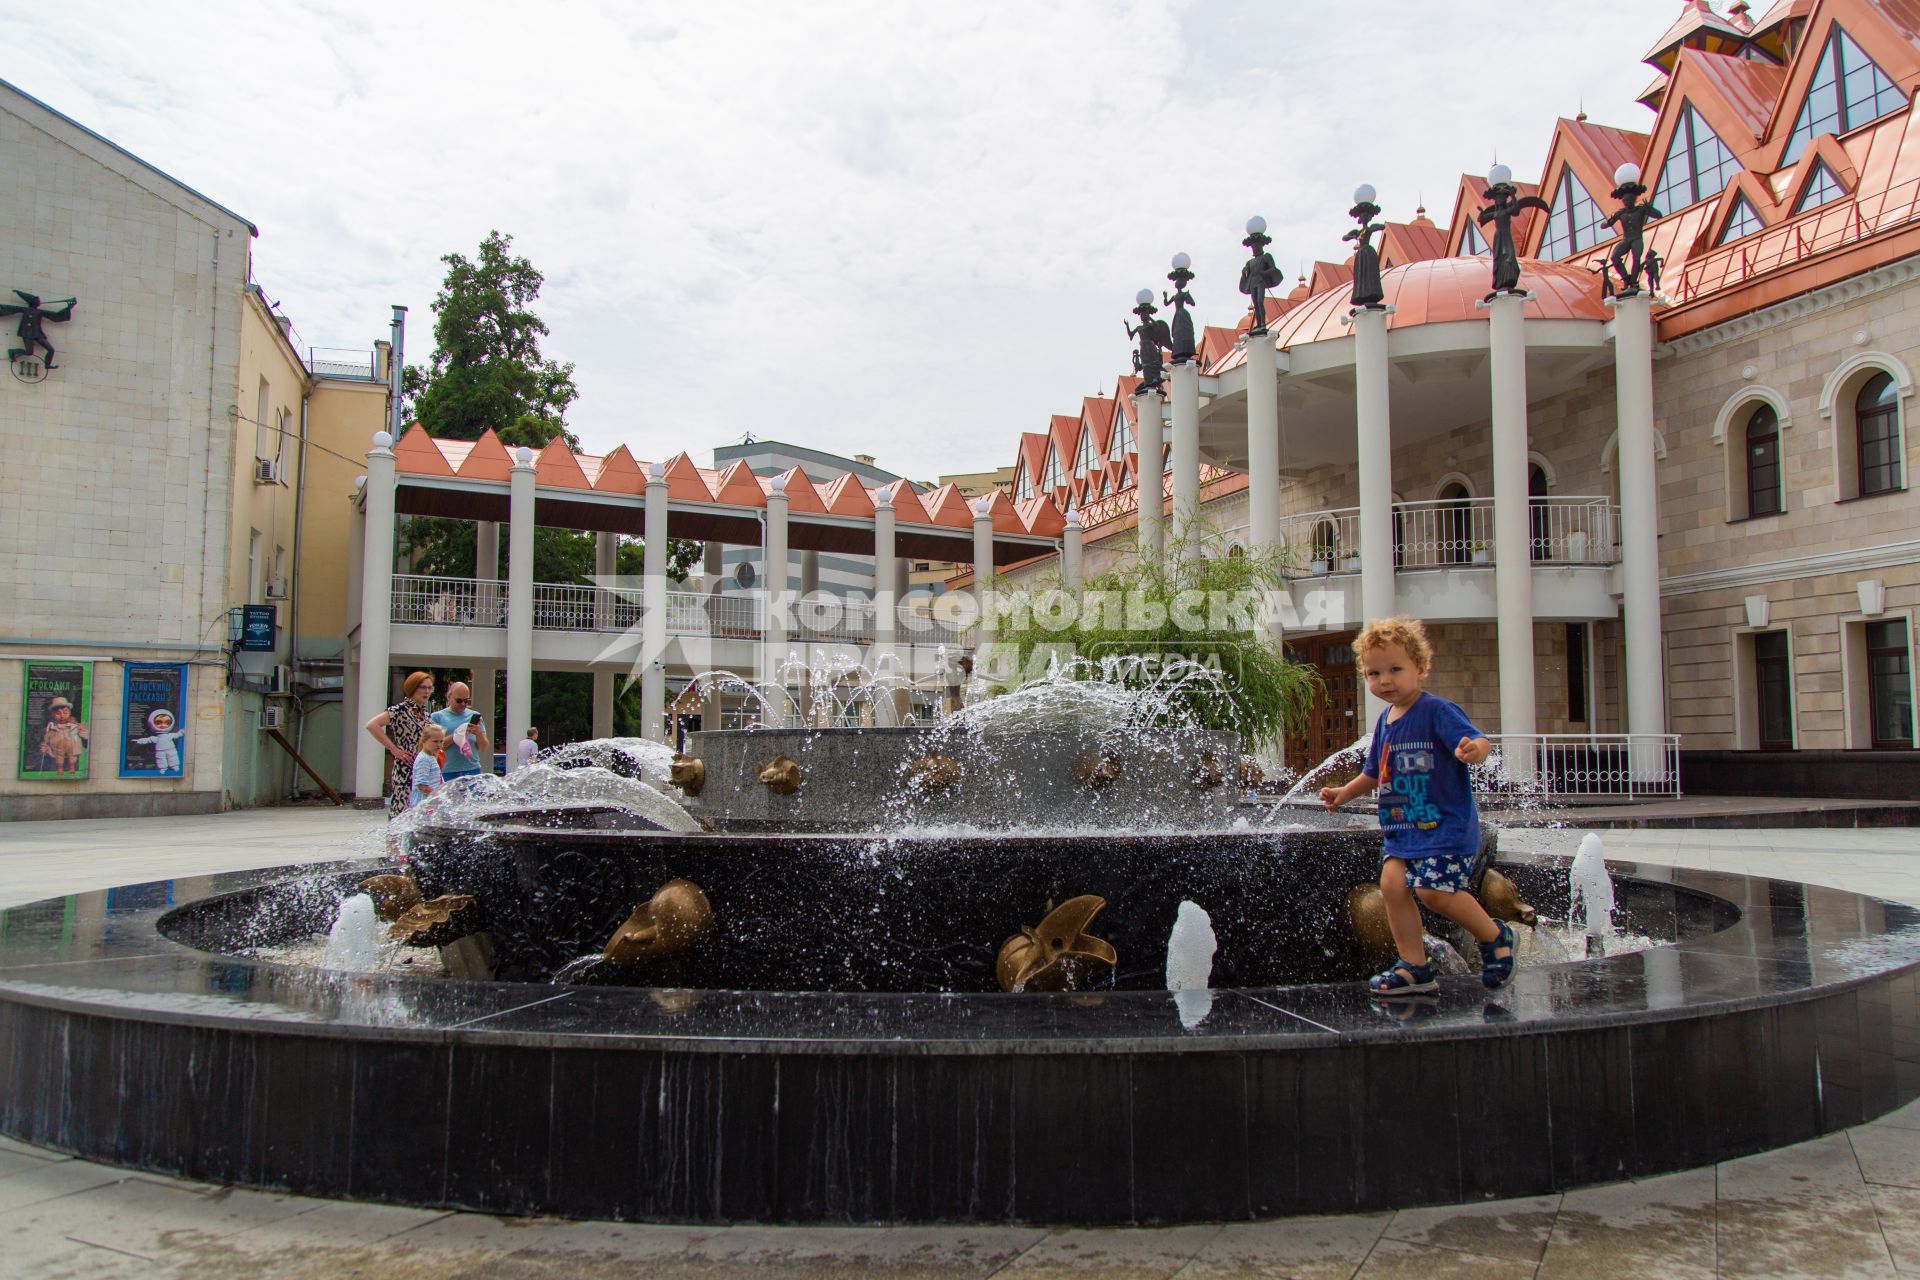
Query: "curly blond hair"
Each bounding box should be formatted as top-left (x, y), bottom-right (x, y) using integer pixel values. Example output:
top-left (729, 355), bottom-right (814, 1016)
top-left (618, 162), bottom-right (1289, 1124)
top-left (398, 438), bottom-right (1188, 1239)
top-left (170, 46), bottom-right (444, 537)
top-left (1352, 616), bottom-right (1433, 670)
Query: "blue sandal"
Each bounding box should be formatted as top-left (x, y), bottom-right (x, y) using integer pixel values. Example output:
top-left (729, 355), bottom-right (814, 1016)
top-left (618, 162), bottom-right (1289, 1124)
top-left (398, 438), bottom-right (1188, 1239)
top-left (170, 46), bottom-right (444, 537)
top-left (1479, 921), bottom-right (1517, 990)
top-left (1369, 959), bottom-right (1437, 996)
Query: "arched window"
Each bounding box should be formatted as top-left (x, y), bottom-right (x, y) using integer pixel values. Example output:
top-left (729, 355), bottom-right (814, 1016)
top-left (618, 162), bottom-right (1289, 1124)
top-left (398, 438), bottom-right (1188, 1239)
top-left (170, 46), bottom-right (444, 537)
top-left (1746, 405), bottom-right (1783, 517)
top-left (1310, 518), bottom-right (1338, 568)
top-left (1858, 371), bottom-right (1902, 496)
top-left (1439, 482), bottom-right (1472, 564)
top-left (1528, 464), bottom-right (1550, 561)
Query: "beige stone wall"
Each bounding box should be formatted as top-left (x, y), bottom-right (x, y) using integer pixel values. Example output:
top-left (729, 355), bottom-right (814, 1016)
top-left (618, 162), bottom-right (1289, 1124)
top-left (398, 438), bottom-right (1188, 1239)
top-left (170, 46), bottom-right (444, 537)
top-left (0, 83), bottom-right (251, 813)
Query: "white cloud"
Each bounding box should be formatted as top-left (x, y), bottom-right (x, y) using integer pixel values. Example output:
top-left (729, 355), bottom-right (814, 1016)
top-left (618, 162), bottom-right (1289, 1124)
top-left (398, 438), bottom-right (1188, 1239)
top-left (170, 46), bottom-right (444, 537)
top-left (3, 0), bottom-right (1676, 478)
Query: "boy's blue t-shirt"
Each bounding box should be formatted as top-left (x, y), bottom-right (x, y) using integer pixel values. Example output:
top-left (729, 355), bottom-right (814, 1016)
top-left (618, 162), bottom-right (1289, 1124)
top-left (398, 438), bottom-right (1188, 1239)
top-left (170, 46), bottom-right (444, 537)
top-left (1360, 692), bottom-right (1483, 858)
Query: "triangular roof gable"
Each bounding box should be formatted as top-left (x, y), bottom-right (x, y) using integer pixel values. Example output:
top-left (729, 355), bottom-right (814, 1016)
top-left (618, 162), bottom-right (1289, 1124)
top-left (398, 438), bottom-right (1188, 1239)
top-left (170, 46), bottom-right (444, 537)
top-left (1379, 218), bottom-right (1450, 269)
top-left (660, 452), bottom-right (716, 502)
top-left (1446, 173), bottom-right (1545, 257)
top-left (1782, 132), bottom-right (1861, 208)
top-left (881, 479), bottom-right (935, 526)
top-left (709, 460), bottom-right (769, 508)
top-left (1198, 325), bottom-right (1241, 370)
top-left (1081, 396), bottom-right (1116, 456)
top-left (1308, 260), bottom-right (1352, 295)
top-left (1016, 495), bottom-right (1066, 538)
top-left (393, 423), bottom-right (455, 476)
top-left (1526, 117), bottom-right (1653, 257)
top-left (1016, 431), bottom-right (1048, 489)
top-left (453, 428), bottom-right (514, 482)
top-left (1701, 170), bottom-right (1783, 246)
top-left (534, 437), bottom-right (593, 489)
top-left (821, 472), bottom-right (876, 517)
top-left (773, 467), bottom-right (827, 513)
top-left (1763, 5), bottom-right (1920, 168)
top-left (1639, 55), bottom-right (1783, 215)
top-left (594, 445), bottom-right (647, 494)
top-left (978, 488), bottom-right (1025, 535)
top-left (1643, 0), bottom-right (1750, 71)
top-left (920, 482), bottom-right (974, 529)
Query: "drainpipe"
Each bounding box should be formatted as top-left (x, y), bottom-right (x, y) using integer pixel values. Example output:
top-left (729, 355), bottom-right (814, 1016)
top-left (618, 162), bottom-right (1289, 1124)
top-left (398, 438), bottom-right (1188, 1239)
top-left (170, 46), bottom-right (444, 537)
top-left (287, 383), bottom-right (311, 799)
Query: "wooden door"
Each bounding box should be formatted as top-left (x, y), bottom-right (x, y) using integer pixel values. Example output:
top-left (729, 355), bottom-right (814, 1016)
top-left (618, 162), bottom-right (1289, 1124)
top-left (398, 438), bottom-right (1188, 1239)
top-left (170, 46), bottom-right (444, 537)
top-left (1283, 630), bottom-right (1361, 776)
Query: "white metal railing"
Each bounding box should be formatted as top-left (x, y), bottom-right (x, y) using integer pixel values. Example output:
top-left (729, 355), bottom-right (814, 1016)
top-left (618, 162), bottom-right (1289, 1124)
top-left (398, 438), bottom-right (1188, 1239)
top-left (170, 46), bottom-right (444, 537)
top-left (391, 575), bottom-right (505, 627)
top-left (668, 590), bottom-right (764, 637)
top-left (532, 582), bottom-right (600, 631)
top-left (1279, 498), bottom-right (1620, 575)
top-left (790, 593), bottom-right (876, 645)
top-left (1483, 734), bottom-right (1681, 800)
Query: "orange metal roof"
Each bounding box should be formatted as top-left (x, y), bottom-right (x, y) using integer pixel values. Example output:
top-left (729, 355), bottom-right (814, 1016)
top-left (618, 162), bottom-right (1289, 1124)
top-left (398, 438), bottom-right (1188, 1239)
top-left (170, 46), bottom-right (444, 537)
top-left (1680, 48), bottom-right (1787, 143)
top-left (1644, 0), bottom-right (1750, 69)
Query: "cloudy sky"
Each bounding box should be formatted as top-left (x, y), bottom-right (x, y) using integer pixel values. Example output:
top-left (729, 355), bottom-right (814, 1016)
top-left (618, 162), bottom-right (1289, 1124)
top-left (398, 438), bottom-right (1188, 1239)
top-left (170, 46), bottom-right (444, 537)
top-left (6, 1), bottom-right (1682, 479)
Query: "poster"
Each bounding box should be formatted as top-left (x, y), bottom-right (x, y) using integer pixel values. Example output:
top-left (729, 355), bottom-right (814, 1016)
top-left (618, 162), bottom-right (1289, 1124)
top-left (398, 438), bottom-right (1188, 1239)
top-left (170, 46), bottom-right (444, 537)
top-left (120, 663), bottom-right (188, 778)
top-left (19, 662), bottom-right (92, 780)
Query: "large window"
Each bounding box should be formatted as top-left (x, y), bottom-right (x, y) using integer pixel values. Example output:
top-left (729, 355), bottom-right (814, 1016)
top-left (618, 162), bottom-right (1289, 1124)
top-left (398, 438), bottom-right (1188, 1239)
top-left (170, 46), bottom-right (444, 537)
top-left (1109, 416), bottom-right (1134, 463)
top-left (1652, 104), bottom-right (1742, 211)
top-left (1783, 26), bottom-right (1904, 162)
top-left (1073, 429), bottom-right (1095, 476)
top-left (1793, 159), bottom-right (1847, 214)
top-left (1867, 619), bottom-right (1913, 748)
top-left (1040, 446), bottom-right (1064, 491)
top-left (1528, 463), bottom-right (1550, 561)
top-left (1755, 630), bottom-right (1793, 749)
top-left (1858, 371), bottom-right (1902, 496)
top-left (1013, 462), bottom-right (1033, 501)
top-left (1438, 481), bottom-right (1472, 564)
top-left (1746, 404), bottom-right (1783, 517)
top-left (1539, 169), bottom-right (1608, 261)
top-left (1461, 220), bottom-right (1489, 255)
top-left (1718, 193), bottom-right (1764, 244)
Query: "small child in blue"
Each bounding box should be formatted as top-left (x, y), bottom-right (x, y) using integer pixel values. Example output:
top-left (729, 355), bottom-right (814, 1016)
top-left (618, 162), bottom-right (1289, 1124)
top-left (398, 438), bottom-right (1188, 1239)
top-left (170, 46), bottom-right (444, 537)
top-left (409, 722), bottom-right (448, 809)
top-left (1321, 617), bottom-right (1516, 995)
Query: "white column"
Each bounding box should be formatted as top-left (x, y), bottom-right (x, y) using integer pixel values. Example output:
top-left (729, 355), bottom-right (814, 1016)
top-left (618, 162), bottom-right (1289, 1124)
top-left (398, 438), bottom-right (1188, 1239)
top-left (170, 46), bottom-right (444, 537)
top-left (505, 449), bottom-right (536, 766)
top-left (1486, 292), bottom-right (1537, 771)
top-left (341, 482), bottom-right (365, 794)
top-left (352, 433), bottom-right (398, 801)
top-left (1170, 360), bottom-right (1201, 556)
top-left (471, 519), bottom-right (500, 744)
top-left (1611, 293), bottom-right (1667, 776)
top-left (764, 480), bottom-right (790, 724)
top-left (1135, 389), bottom-right (1165, 560)
top-left (873, 497), bottom-right (900, 725)
top-left (642, 465), bottom-right (669, 742)
top-left (590, 531), bottom-right (616, 738)
top-left (1353, 305), bottom-right (1396, 724)
top-left (1243, 334), bottom-right (1282, 555)
top-left (1063, 508), bottom-right (1084, 588)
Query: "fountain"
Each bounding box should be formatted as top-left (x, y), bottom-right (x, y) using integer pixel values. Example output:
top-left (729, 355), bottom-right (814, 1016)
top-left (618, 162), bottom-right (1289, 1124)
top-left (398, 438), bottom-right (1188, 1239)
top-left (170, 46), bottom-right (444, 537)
top-left (2, 662), bottom-right (1919, 1226)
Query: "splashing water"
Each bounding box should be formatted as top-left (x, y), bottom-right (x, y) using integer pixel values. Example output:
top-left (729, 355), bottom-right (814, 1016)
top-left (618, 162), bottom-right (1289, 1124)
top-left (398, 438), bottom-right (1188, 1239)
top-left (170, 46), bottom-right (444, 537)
top-left (394, 759), bottom-right (701, 838)
top-left (1166, 901), bottom-right (1218, 1029)
top-left (319, 894), bottom-right (387, 971)
top-left (1570, 832), bottom-right (1616, 937)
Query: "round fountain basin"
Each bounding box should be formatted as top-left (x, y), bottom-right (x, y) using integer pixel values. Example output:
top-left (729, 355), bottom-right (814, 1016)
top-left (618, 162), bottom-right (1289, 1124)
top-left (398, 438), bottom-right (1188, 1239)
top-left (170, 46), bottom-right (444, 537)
top-left (2, 849), bottom-right (1917, 1224)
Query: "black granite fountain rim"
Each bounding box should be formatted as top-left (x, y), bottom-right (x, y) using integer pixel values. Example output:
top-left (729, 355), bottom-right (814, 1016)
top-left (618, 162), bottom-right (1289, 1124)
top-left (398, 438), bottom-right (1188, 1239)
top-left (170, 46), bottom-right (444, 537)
top-left (2, 852), bottom-right (1917, 1056)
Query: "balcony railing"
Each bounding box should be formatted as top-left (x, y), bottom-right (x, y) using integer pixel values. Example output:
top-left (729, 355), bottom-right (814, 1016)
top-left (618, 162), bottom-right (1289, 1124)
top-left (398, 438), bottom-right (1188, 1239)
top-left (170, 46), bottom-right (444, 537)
top-left (1483, 734), bottom-right (1681, 800)
top-left (1281, 497), bottom-right (1619, 574)
top-left (392, 575), bottom-right (504, 627)
top-left (306, 347), bottom-right (382, 381)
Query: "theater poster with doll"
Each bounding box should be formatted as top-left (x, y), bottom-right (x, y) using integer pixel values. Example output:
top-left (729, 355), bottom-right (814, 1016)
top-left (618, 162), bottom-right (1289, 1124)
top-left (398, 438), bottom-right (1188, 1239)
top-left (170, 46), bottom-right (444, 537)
top-left (120, 663), bottom-right (187, 778)
top-left (20, 662), bottom-right (92, 780)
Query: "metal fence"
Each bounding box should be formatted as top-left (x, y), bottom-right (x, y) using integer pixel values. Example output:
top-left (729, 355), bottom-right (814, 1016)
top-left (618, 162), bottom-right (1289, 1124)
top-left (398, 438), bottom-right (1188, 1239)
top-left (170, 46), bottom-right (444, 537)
top-left (1483, 734), bottom-right (1681, 801)
top-left (306, 347), bottom-right (381, 381)
top-left (390, 575), bottom-right (505, 627)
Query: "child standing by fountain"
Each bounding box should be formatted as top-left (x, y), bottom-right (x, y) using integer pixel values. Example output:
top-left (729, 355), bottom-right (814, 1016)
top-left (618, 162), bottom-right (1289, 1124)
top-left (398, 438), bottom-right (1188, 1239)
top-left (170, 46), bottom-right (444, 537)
top-left (1319, 617), bottom-right (1515, 994)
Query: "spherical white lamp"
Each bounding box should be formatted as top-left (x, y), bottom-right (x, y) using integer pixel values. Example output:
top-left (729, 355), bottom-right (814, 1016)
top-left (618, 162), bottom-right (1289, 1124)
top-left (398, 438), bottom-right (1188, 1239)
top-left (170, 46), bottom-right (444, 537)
top-left (1488, 163), bottom-right (1513, 187)
top-left (1246, 215), bottom-right (1267, 235)
top-left (648, 462), bottom-right (666, 480)
top-left (1171, 251), bottom-right (1191, 271)
top-left (974, 498), bottom-right (991, 516)
top-left (1353, 183), bottom-right (1376, 206)
top-left (372, 430), bottom-right (393, 450)
top-left (770, 474), bottom-right (787, 494)
top-left (1135, 288), bottom-right (1154, 305)
top-left (1614, 162), bottom-right (1641, 187)
top-left (1066, 506), bottom-right (1081, 526)
top-left (514, 446), bottom-right (533, 466)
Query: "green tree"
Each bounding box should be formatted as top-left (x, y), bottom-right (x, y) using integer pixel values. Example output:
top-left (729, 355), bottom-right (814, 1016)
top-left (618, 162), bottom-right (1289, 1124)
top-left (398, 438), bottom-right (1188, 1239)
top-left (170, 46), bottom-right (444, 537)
top-left (402, 230), bottom-right (578, 449)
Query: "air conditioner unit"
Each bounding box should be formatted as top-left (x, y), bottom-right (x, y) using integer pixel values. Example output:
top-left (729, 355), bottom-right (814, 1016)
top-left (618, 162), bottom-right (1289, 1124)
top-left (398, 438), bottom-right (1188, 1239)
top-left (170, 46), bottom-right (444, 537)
top-left (264, 576), bottom-right (288, 599)
top-left (261, 705), bottom-right (285, 731)
top-left (268, 664), bottom-right (293, 696)
top-left (253, 457), bottom-right (280, 484)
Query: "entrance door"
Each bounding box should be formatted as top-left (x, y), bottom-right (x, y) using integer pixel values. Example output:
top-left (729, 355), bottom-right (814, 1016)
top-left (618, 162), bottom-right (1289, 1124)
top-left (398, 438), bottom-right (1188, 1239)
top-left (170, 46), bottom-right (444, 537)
top-left (1283, 630), bottom-right (1362, 775)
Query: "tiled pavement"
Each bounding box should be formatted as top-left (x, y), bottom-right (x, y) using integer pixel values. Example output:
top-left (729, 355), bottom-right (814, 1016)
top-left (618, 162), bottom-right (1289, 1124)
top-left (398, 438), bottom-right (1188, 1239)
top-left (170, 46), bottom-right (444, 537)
top-left (0, 810), bottom-right (1917, 1278)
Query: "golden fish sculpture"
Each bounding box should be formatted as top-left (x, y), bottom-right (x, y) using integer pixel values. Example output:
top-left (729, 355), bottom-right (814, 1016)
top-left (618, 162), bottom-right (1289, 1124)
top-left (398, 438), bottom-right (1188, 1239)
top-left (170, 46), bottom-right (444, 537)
top-left (996, 895), bottom-right (1118, 993)
top-left (603, 879), bottom-right (714, 965)
top-left (1479, 868), bottom-right (1539, 927)
top-left (1070, 750), bottom-right (1123, 790)
top-left (1344, 884), bottom-right (1397, 960)
top-left (669, 754), bottom-right (706, 796)
top-left (906, 752), bottom-right (962, 793)
top-left (758, 756), bottom-right (803, 795)
top-left (359, 873), bottom-right (421, 922)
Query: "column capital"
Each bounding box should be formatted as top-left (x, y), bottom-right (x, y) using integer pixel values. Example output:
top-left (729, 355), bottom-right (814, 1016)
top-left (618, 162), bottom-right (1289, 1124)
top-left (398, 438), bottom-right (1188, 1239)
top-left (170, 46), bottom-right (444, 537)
top-left (1473, 290), bottom-right (1536, 312)
top-left (1340, 304), bottom-right (1397, 327)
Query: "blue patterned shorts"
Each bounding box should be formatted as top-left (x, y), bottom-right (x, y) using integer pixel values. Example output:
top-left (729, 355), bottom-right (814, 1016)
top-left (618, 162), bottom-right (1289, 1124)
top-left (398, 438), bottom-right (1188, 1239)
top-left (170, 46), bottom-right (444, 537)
top-left (1387, 852), bottom-right (1474, 893)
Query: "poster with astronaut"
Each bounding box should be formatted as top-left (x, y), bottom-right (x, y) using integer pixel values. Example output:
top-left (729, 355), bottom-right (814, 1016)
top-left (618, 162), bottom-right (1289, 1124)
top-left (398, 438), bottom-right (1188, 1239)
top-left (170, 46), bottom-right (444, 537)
top-left (19, 662), bottom-right (92, 780)
top-left (119, 663), bottom-right (187, 778)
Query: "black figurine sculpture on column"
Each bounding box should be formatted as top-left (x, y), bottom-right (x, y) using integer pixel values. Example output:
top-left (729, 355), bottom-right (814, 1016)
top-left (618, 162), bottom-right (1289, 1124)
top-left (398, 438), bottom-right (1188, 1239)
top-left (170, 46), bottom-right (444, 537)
top-left (1165, 253), bottom-right (1197, 364)
top-left (1239, 216), bottom-right (1284, 334)
top-left (1346, 184), bottom-right (1386, 309)
top-left (1604, 162), bottom-right (1663, 297)
top-left (1126, 289), bottom-right (1173, 393)
top-left (1476, 164), bottom-right (1549, 298)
